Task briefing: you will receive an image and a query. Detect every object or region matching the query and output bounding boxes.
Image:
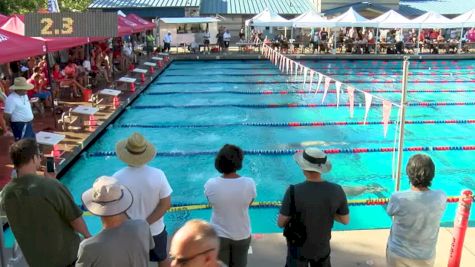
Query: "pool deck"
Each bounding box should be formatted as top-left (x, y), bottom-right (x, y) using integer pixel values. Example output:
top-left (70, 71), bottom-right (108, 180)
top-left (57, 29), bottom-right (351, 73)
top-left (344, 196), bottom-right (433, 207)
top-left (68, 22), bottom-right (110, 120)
top-left (2, 52), bottom-right (475, 265)
top-left (247, 227), bottom-right (475, 267)
top-left (4, 227), bottom-right (475, 266)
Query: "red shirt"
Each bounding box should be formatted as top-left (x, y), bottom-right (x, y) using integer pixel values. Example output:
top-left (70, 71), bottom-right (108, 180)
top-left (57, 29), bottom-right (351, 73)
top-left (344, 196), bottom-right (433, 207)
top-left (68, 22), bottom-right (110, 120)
top-left (52, 70), bottom-right (64, 81)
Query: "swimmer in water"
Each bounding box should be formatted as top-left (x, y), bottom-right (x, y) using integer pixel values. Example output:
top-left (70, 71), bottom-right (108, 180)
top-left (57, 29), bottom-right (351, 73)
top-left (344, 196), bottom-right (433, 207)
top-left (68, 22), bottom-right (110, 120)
top-left (279, 140), bottom-right (349, 149)
top-left (342, 183), bottom-right (387, 197)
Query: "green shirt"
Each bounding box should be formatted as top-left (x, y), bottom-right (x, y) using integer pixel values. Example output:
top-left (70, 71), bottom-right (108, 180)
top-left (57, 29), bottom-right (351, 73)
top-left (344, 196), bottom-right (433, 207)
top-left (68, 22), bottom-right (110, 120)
top-left (0, 174), bottom-right (83, 267)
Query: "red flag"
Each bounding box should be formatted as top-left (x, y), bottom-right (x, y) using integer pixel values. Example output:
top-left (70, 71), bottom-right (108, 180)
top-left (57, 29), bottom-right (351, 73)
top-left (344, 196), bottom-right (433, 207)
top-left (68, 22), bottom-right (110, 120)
top-left (363, 92), bottom-right (373, 124)
top-left (382, 100), bottom-right (392, 137)
top-left (347, 86), bottom-right (355, 118)
top-left (321, 76), bottom-right (331, 103)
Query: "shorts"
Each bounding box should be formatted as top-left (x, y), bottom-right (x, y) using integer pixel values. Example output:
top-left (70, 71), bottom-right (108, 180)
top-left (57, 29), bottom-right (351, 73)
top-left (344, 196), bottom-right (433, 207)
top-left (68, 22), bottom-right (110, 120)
top-left (34, 91), bottom-right (51, 100)
top-left (224, 41), bottom-right (230, 48)
top-left (204, 39), bottom-right (210, 45)
top-left (10, 121), bottom-right (35, 141)
top-left (286, 246), bottom-right (331, 267)
top-left (386, 249), bottom-right (435, 267)
top-left (150, 228), bottom-right (168, 262)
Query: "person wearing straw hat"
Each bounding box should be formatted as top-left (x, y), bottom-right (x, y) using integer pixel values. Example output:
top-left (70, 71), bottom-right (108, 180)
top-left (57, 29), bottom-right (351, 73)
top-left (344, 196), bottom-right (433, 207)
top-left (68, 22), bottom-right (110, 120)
top-left (278, 148), bottom-right (349, 267)
top-left (77, 176), bottom-right (154, 267)
top-left (3, 77), bottom-right (36, 141)
top-left (113, 132), bottom-right (172, 267)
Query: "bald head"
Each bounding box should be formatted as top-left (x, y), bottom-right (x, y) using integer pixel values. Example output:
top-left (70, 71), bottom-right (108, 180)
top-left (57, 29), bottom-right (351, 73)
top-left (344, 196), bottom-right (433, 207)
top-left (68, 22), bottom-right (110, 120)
top-left (170, 220), bottom-right (220, 267)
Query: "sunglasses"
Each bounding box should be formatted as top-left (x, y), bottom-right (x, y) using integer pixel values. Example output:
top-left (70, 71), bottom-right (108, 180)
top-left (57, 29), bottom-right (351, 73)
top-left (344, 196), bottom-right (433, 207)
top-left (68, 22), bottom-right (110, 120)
top-left (170, 248), bottom-right (215, 266)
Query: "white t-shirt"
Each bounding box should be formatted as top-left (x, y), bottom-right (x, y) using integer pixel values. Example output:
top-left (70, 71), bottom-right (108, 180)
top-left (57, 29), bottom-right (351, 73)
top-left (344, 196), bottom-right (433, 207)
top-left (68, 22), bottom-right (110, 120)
top-left (223, 32), bottom-right (231, 42)
top-left (4, 92), bottom-right (34, 122)
top-left (82, 60), bottom-right (91, 72)
top-left (113, 165), bottom-right (172, 236)
top-left (204, 176), bottom-right (256, 240)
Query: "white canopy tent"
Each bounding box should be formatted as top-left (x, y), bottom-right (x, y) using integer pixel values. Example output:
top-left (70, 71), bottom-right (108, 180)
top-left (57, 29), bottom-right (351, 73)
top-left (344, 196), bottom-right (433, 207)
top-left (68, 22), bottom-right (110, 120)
top-left (371, 10), bottom-right (413, 28)
top-left (291, 10), bottom-right (335, 28)
top-left (328, 7), bottom-right (377, 28)
top-left (452, 8), bottom-right (475, 27)
top-left (411, 11), bottom-right (462, 28)
top-left (245, 8), bottom-right (293, 27)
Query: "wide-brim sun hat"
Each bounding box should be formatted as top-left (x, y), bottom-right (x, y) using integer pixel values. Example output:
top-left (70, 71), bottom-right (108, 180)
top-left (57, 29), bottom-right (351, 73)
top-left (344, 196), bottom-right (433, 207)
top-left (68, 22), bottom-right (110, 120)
top-left (9, 77), bottom-right (34, 91)
top-left (115, 132), bottom-right (156, 167)
top-left (294, 148), bottom-right (332, 174)
top-left (82, 176), bottom-right (133, 216)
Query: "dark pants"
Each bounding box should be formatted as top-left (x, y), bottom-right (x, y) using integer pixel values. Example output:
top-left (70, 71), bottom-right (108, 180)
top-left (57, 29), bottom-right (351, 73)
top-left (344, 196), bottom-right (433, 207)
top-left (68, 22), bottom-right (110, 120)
top-left (163, 42), bottom-right (171, 52)
top-left (286, 246), bottom-right (331, 267)
top-left (10, 121), bottom-right (35, 141)
top-left (219, 236), bottom-right (251, 267)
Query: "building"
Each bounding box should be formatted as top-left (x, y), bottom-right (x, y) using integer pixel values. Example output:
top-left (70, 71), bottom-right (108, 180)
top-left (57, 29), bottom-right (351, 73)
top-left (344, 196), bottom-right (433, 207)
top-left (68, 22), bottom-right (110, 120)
top-left (88, 0), bottom-right (202, 18)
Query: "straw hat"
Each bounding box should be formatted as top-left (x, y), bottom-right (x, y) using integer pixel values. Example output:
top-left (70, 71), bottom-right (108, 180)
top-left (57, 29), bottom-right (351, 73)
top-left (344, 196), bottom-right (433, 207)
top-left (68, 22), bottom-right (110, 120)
top-left (294, 148), bottom-right (332, 174)
top-left (9, 77), bottom-right (34, 91)
top-left (115, 132), bottom-right (156, 167)
top-left (82, 176), bottom-right (133, 216)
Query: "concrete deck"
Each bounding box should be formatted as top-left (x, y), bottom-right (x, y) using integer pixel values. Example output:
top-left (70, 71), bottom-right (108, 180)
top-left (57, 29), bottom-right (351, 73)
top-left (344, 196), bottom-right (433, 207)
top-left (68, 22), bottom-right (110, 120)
top-left (247, 228), bottom-right (475, 267)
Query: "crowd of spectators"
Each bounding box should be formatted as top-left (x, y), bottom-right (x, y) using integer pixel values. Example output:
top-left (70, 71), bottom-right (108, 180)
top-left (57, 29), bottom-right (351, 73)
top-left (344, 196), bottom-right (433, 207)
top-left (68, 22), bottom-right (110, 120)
top-left (0, 131), bottom-right (448, 267)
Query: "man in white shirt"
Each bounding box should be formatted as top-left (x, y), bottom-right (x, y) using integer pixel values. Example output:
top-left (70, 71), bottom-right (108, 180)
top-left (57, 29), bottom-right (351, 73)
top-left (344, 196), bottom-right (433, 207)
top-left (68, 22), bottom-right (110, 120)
top-left (113, 132), bottom-right (172, 267)
top-left (4, 77), bottom-right (35, 141)
top-left (163, 32), bottom-right (172, 53)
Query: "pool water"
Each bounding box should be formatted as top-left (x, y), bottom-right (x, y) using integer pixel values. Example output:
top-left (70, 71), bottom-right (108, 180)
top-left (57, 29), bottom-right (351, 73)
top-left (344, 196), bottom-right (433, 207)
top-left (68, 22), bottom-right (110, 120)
top-left (36, 59), bottom-right (475, 239)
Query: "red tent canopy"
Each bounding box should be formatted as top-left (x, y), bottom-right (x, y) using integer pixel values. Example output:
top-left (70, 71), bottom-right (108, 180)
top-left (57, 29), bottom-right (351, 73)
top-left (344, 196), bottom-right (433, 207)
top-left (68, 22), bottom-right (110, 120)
top-left (126, 14), bottom-right (155, 31)
top-left (0, 15), bottom-right (89, 52)
top-left (0, 13), bottom-right (8, 25)
top-left (0, 29), bottom-right (46, 64)
top-left (118, 15), bottom-right (141, 33)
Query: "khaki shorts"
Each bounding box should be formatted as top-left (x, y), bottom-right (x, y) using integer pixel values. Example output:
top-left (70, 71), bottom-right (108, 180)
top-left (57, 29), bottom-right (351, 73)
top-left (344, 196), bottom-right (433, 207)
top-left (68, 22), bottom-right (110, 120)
top-left (386, 249), bottom-right (435, 267)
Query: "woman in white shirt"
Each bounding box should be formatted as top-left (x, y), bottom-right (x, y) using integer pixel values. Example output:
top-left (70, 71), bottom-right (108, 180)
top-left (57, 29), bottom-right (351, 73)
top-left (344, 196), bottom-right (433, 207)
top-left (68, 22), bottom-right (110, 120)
top-left (204, 144), bottom-right (256, 267)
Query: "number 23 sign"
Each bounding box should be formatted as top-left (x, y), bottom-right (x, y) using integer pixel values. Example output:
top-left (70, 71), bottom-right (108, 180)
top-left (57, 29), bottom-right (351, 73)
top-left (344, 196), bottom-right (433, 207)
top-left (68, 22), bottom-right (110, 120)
top-left (25, 12), bottom-right (117, 38)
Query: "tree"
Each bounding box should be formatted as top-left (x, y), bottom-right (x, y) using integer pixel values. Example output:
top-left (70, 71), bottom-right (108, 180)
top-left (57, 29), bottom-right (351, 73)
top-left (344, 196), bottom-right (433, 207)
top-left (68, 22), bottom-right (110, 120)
top-left (0, 0), bottom-right (92, 15)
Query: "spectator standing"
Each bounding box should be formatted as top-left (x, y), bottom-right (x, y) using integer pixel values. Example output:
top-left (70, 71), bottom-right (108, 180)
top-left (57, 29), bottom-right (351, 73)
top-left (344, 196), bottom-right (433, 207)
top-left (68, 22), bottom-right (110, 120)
top-left (217, 30), bottom-right (224, 52)
top-left (3, 77), bottom-right (35, 140)
top-left (223, 29), bottom-right (232, 53)
top-left (163, 31), bottom-right (172, 53)
top-left (278, 148), bottom-right (349, 267)
top-left (113, 132), bottom-right (173, 267)
top-left (146, 30), bottom-right (156, 54)
top-left (0, 75), bottom-right (13, 136)
top-left (386, 154), bottom-right (447, 267)
top-left (170, 220), bottom-right (227, 267)
top-left (76, 176), bottom-right (154, 267)
top-left (0, 139), bottom-right (91, 267)
top-left (203, 30), bottom-right (211, 54)
top-left (205, 144), bottom-right (256, 267)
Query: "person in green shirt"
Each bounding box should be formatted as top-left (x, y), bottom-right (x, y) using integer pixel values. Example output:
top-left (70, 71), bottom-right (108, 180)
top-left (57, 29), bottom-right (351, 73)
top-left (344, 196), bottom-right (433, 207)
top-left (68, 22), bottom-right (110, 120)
top-left (0, 139), bottom-right (91, 267)
top-left (146, 30), bottom-right (155, 54)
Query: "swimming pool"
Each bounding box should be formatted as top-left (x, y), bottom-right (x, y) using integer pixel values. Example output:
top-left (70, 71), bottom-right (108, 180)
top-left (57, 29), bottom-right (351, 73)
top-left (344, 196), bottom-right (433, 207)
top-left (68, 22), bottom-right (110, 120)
top-left (56, 59), bottom-right (475, 236)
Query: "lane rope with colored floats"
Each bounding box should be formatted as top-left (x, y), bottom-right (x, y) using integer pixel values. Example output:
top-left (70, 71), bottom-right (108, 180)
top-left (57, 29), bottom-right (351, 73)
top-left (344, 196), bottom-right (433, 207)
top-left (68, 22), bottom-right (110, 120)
top-left (80, 196), bottom-right (472, 215)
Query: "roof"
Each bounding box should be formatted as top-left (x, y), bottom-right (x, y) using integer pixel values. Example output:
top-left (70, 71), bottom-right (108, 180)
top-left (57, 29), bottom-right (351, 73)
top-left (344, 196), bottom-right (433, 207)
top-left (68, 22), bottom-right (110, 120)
top-left (89, 0), bottom-right (200, 9)
top-left (200, 0), bottom-right (316, 15)
top-left (400, 0), bottom-right (475, 15)
top-left (323, 1), bottom-right (425, 18)
top-left (160, 17), bottom-right (219, 23)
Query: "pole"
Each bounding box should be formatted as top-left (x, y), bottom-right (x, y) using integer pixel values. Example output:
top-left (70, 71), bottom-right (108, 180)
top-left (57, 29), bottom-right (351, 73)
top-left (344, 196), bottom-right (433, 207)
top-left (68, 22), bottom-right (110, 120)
top-left (375, 27), bottom-right (379, 54)
top-left (44, 50), bottom-right (57, 129)
top-left (458, 27), bottom-right (463, 54)
top-left (416, 27), bottom-right (421, 54)
top-left (448, 189), bottom-right (473, 267)
top-left (395, 56), bottom-right (409, 191)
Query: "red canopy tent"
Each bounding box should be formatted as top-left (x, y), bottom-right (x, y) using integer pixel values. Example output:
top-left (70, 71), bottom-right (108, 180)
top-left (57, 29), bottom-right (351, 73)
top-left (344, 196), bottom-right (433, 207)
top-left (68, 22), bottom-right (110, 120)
top-left (0, 29), bottom-right (46, 64)
top-left (126, 14), bottom-right (155, 31)
top-left (0, 13), bottom-right (8, 25)
top-left (0, 15), bottom-right (90, 52)
top-left (118, 15), bottom-right (141, 33)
